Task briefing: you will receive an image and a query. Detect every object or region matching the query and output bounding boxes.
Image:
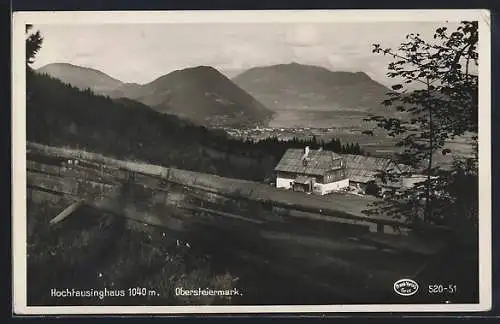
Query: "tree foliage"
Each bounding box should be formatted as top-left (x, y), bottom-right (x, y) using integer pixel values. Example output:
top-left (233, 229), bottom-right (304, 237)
top-left (363, 21), bottom-right (479, 236)
top-left (26, 24), bottom-right (43, 69)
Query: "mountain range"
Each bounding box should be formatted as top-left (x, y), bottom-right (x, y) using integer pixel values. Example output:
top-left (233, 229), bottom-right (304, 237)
top-left (36, 62), bottom-right (394, 128)
top-left (37, 63), bottom-right (273, 128)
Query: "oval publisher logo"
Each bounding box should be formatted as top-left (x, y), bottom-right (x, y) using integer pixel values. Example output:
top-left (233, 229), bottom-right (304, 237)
top-left (393, 279), bottom-right (419, 296)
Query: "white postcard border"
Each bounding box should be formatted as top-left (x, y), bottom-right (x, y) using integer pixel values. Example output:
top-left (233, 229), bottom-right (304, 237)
top-left (11, 9), bottom-right (492, 315)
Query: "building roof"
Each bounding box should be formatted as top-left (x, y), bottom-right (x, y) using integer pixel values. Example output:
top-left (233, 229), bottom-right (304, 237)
top-left (341, 154), bottom-right (392, 184)
top-left (344, 168), bottom-right (380, 184)
top-left (341, 154), bottom-right (413, 184)
top-left (275, 149), bottom-right (414, 184)
top-left (341, 154), bottom-right (395, 172)
top-left (274, 148), bottom-right (343, 176)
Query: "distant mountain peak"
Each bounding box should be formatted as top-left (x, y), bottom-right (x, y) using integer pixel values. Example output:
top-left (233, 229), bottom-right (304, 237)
top-left (37, 62), bottom-right (122, 82)
top-left (170, 65), bottom-right (220, 75)
top-left (188, 65), bottom-right (219, 71)
top-left (232, 62), bottom-right (393, 116)
top-left (36, 62), bottom-right (124, 96)
top-left (246, 63), bottom-right (374, 80)
top-left (353, 71), bottom-right (372, 79)
top-left (137, 65), bottom-right (273, 127)
top-left (247, 63), bottom-right (377, 79)
top-left (149, 65), bottom-right (227, 86)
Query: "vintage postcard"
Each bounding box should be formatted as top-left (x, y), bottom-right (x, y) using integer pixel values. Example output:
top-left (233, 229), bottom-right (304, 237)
top-left (12, 9), bottom-right (491, 315)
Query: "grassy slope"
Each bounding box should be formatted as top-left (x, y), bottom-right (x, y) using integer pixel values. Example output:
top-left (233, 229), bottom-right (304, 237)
top-left (27, 199), bottom-right (239, 306)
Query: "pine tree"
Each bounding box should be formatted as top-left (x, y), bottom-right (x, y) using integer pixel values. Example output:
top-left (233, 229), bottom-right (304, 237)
top-left (26, 24), bottom-right (43, 70)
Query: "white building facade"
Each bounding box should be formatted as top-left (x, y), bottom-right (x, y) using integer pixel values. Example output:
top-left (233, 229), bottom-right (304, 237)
top-left (312, 178), bottom-right (350, 195)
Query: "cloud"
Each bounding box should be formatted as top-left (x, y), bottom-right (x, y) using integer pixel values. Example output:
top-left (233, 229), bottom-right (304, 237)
top-left (32, 21), bottom-right (456, 86)
top-left (283, 24), bottom-right (321, 47)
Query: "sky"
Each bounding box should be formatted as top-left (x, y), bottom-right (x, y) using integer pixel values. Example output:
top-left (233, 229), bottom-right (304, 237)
top-left (31, 21), bottom-right (458, 87)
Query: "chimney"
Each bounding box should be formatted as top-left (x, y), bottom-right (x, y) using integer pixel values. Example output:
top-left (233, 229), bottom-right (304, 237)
top-left (301, 146), bottom-right (310, 166)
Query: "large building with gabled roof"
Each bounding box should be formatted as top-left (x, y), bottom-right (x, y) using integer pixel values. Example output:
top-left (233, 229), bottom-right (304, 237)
top-left (274, 146), bottom-right (349, 195)
top-left (274, 147), bottom-right (416, 196)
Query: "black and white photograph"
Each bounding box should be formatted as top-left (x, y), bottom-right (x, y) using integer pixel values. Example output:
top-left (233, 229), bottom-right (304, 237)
top-left (12, 10), bottom-right (491, 314)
